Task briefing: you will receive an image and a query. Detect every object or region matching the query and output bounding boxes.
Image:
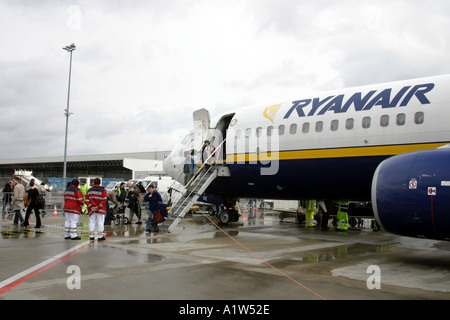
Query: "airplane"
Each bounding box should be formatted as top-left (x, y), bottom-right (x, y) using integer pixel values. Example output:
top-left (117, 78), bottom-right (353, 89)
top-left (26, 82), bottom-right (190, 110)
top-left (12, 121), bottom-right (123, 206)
top-left (163, 74), bottom-right (450, 241)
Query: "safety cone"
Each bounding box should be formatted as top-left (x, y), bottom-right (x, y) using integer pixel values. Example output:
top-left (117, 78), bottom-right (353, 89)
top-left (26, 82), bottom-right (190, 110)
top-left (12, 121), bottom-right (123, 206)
top-left (52, 205), bottom-right (58, 217)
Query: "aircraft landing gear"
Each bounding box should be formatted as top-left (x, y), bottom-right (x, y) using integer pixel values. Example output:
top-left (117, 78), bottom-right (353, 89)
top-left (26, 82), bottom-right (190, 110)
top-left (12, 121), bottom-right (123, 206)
top-left (371, 219), bottom-right (382, 232)
top-left (219, 209), bottom-right (240, 224)
top-left (219, 198), bottom-right (240, 225)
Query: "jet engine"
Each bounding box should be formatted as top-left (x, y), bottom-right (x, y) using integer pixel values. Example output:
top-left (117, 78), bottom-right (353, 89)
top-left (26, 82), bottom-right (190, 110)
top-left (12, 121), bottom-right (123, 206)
top-left (372, 147), bottom-right (450, 240)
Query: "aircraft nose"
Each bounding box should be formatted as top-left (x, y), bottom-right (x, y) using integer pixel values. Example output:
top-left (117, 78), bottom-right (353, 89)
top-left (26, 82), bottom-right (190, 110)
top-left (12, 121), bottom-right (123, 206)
top-left (163, 153), bottom-right (177, 179)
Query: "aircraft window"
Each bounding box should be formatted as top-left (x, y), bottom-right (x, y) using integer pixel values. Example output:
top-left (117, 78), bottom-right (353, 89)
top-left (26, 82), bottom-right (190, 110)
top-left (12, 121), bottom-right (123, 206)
top-left (330, 120), bottom-right (339, 131)
top-left (289, 123), bottom-right (297, 134)
top-left (362, 116), bottom-right (371, 129)
top-left (267, 126), bottom-right (273, 136)
top-left (302, 122), bottom-right (310, 134)
top-left (278, 125), bottom-right (285, 135)
top-left (245, 128), bottom-right (251, 138)
top-left (256, 127), bottom-right (262, 137)
top-left (235, 129), bottom-right (242, 139)
top-left (346, 118), bottom-right (354, 130)
top-left (380, 115), bottom-right (389, 127)
top-left (315, 121), bottom-right (323, 132)
top-left (415, 112), bottom-right (424, 124)
top-left (396, 113), bottom-right (406, 126)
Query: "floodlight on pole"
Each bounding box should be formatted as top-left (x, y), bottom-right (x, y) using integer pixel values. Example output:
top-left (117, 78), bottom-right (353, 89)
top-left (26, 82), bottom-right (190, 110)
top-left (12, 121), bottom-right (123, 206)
top-left (62, 43), bottom-right (76, 189)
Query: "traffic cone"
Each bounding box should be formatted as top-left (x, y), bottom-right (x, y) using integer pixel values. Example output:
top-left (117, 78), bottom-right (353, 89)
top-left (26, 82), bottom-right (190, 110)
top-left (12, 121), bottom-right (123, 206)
top-left (52, 205), bottom-right (58, 217)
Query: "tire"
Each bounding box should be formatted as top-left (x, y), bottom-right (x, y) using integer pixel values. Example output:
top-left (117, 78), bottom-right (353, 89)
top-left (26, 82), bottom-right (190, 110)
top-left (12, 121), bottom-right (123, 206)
top-left (371, 219), bottom-right (381, 232)
top-left (219, 211), bottom-right (231, 224)
top-left (349, 217), bottom-right (357, 228)
top-left (114, 217), bottom-right (121, 225)
top-left (122, 217), bottom-right (129, 225)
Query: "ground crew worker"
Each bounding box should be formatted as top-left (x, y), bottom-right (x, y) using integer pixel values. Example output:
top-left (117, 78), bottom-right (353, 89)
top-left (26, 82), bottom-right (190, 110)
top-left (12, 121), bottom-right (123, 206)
top-left (63, 179), bottom-right (84, 240)
top-left (117, 182), bottom-right (127, 203)
top-left (336, 200), bottom-right (350, 231)
top-left (85, 178), bottom-right (108, 241)
top-left (79, 179), bottom-right (90, 214)
top-left (305, 200), bottom-right (317, 228)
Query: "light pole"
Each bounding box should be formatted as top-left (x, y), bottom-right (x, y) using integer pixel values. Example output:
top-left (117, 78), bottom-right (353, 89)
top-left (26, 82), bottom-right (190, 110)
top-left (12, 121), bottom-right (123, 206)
top-left (62, 43), bottom-right (76, 189)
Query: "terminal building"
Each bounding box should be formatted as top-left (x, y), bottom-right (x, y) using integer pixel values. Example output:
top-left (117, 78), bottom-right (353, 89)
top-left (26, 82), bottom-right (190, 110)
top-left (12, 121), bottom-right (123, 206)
top-left (0, 151), bottom-right (170, 189)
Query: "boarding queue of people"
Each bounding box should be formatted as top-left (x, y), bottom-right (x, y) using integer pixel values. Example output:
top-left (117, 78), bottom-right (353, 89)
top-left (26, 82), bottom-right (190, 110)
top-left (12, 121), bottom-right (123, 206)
top-left (62, 178), bottom-right (164, 241)
top-left (1, 176), bottom-right (47, 228)
top-left (1, 176), bottom-right (168, 241)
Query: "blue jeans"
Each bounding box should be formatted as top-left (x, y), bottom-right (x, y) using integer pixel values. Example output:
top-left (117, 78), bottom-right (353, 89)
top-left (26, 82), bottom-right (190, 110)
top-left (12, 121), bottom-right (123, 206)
top-left (146, 209), bottom-right (159, 231)
top-left (14, 210), bottom-right (24, 224)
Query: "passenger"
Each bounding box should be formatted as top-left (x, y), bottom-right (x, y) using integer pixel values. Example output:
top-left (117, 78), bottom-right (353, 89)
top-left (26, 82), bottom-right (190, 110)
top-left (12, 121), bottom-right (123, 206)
top-left (201, 140), bottom-right (215, 169)
top-left (183, 150), bottom-right (196, 186)
top-left (22, 180), bottom-right (42, 228)
top-left (10, 176), bottom-right (25, 225)
top-left (105, 189), bottom-right (119, 225)
top-left (144, 184), bottom-right (162, 232)
top-left (85, 178), bottom-right (108, 241)
top-left (2, 180), bottom-right (13, 215)
top-left (126, 182), bottom-right (142, 224)
top-left (137, 181), bottom-right (146, 193)
top-left (38, 182), bottom-right (47, 216)
top-left (63, 179), bottom-right (84, 240)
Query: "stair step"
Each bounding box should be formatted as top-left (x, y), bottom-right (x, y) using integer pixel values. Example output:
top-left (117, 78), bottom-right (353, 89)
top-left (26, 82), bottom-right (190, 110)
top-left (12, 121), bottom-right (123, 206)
top-left (161, 168), bottom-right (219, 233)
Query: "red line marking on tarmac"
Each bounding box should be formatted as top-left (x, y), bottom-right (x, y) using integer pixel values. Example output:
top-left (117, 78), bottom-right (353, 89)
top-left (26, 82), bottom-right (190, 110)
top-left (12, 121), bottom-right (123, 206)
top-left (0, 233), bottom-right (112, 296)
top-left (201, 213), bottom-right (327, 300)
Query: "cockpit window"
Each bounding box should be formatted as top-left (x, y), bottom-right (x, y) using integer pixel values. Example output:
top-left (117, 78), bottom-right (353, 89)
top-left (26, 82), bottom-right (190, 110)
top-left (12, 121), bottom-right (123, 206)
top-left (181, 133), bottom-right (193, 144)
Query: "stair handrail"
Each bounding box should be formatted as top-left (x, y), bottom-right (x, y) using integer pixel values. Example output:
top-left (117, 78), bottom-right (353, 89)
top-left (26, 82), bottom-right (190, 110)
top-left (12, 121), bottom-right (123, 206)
top-left (186, 137), bottom-right (227, 189)
top-left (168, 138), bottom-right (227, 208)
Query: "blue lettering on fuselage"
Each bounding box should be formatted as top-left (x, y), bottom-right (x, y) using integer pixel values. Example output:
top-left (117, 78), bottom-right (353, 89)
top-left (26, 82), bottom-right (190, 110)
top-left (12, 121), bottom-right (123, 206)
top-left (283, 83), bottom-right (434, 118)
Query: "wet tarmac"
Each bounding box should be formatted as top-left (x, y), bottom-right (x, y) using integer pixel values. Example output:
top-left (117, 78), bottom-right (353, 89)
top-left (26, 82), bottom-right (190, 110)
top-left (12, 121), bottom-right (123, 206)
top-left (1, 206), bottom-right (450, 303)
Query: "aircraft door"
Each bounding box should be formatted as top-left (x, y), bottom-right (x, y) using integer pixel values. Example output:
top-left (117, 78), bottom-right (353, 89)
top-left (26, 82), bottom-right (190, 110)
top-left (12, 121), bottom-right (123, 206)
top-left (212, 114), bottom-right (235, 162)
top-left (193, 108), bottom-right (210, 152)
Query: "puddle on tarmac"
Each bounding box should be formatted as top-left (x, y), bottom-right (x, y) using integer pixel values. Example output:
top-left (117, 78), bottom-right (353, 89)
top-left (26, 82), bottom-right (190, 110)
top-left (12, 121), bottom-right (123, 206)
top-left (1, 227), bottom-right (46, 239)
top-left (271, 243), bottom-right (394, 267)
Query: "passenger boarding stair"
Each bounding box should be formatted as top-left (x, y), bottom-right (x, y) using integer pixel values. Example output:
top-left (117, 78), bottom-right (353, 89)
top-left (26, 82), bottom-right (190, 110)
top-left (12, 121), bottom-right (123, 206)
top-left (160, 140), bottom-right (228, 233)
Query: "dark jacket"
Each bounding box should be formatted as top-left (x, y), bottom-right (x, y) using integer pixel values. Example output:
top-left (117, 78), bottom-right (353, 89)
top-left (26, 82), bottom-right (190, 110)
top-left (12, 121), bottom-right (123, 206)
top-left (144, 191), bottom-right (162, 211)
top-left (27, 187), bottom-right (40, 208)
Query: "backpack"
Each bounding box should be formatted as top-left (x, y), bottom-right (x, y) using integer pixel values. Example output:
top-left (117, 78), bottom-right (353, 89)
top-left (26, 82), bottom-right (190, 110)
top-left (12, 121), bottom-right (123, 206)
top-left (35, 193), bottom-right (45, 208)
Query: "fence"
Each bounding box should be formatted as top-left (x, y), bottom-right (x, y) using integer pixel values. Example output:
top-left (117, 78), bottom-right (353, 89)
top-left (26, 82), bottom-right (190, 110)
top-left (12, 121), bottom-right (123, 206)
top-left (1, 191), bottom-right (64, 215)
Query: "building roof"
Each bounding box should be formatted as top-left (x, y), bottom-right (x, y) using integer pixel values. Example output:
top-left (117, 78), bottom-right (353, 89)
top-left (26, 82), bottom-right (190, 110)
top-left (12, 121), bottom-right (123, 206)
top-left (0, 151), bottom-right (170, 166)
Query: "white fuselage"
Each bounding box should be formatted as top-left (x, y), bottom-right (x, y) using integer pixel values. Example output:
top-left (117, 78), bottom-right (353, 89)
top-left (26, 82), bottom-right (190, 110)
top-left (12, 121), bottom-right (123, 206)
top-left (164, 74), bottom-right (450, 200)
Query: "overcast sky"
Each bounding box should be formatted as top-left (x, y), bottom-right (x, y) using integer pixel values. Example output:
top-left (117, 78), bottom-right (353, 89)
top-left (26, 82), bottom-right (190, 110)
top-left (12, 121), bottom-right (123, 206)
top-left (1, 0), bottom-right (450, 160)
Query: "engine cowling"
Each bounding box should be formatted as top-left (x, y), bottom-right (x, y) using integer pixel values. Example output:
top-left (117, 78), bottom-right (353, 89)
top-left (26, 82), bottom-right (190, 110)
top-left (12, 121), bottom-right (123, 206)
top-left (372, 148), bottom-right (450, 240)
